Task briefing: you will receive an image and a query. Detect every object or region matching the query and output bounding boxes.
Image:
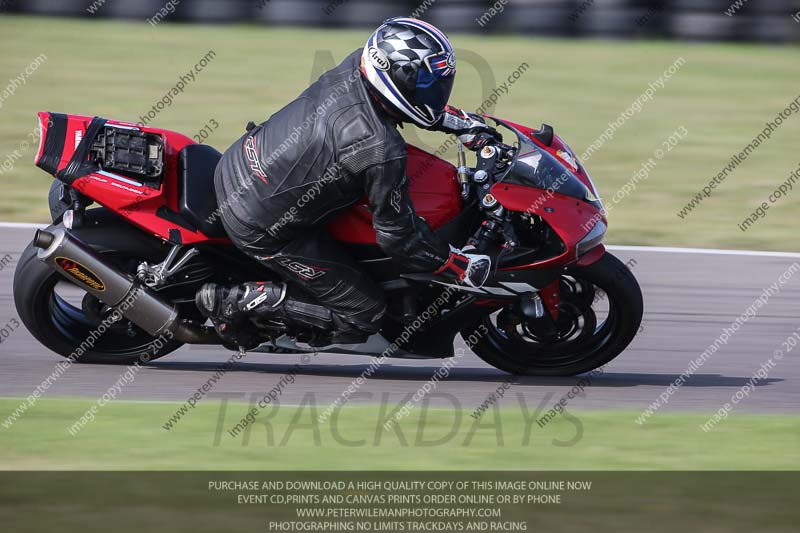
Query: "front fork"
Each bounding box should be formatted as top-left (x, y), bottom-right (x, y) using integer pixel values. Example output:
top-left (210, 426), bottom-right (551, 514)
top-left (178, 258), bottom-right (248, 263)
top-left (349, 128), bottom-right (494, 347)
top-left (516, 245), bottom-right (605, 339)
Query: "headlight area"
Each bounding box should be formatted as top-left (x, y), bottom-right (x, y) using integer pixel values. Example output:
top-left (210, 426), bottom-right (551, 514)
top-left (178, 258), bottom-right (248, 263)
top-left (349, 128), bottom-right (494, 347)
top-left (576, 220), bottom-right (606, 257)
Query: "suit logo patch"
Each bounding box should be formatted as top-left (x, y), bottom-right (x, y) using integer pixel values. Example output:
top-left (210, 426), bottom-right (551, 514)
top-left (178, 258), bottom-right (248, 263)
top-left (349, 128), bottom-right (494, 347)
top-left (275, 257), bottom-right (328, 280)
top-left (244, 136), bottom-right (268, 185)
top-left (390, 186), bottom-right (403, 213)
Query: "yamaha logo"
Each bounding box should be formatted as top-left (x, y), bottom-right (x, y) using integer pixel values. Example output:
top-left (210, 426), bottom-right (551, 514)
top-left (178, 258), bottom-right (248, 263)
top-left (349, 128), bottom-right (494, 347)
top-left (367, 46), bottom-right (390, 71)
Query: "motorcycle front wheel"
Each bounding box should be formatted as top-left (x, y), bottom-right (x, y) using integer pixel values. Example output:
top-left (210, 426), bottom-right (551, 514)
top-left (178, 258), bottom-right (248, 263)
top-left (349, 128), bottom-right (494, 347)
top-left (461, 251), bottom-right (643, 376)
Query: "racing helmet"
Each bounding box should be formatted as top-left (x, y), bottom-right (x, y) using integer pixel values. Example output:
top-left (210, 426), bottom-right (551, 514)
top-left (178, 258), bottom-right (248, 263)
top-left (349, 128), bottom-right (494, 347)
top-left (361, 17), bottom-right (456, 128)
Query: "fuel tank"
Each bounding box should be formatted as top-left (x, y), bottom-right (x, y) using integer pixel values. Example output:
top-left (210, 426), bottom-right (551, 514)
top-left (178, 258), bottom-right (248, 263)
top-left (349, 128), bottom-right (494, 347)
top-left (326, 144), bottom-right (463, 244)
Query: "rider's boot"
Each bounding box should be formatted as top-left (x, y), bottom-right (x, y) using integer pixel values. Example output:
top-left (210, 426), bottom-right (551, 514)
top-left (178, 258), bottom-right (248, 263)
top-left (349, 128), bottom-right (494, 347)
top-left (195, 282), bottom-right (370, 346)
top-left (195, 281), bottom-right (287, 322)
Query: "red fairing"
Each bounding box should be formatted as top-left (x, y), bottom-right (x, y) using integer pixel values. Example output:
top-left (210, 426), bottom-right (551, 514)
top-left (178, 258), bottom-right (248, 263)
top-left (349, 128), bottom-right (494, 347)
top-left (490, 183), bottom-right (604, 270)
top-left (489, 118), bottom-right (599, 199)
top-left (577, 244), bottom-right (606, 266)
top-left (327, 144), bottom-right (463, 244)
top-left (35, 112), bottom-right (219, 245)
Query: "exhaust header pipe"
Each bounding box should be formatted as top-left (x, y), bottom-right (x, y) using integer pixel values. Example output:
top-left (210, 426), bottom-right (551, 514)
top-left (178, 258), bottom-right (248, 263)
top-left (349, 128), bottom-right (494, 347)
top-left (34, 228), bottom-right (218, 344)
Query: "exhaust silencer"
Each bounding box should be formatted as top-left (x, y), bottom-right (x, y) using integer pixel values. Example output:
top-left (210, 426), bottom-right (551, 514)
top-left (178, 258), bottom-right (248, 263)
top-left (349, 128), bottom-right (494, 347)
top-left (34, 228), bottom-right (217, 344)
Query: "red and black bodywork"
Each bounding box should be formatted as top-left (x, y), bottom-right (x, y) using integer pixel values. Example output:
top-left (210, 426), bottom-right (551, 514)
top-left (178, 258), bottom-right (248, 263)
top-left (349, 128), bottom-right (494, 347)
top-left (36, 112), bottom-right (222, 245)
top-left (21, 110), bottom-right (640, 375)
top-left (35, 112), bottom-right (604, 260)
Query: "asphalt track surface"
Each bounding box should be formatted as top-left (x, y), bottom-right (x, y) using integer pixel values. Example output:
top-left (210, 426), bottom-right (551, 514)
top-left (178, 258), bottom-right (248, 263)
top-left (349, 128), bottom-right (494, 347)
top-left (1, 224), bottom-right (798, 414)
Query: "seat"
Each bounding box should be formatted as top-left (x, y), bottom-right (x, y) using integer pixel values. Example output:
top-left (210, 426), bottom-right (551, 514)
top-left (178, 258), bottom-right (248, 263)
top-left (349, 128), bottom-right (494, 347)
top-left (177, 144), bottom-right (227, 238)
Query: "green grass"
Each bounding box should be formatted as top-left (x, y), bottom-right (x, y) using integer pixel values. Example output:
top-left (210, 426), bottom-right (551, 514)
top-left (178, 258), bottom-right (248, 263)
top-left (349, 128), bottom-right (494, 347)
top-left (0, 16), bottom-right (799, 249)
top-left (1, 398), bottom-right (797, 470)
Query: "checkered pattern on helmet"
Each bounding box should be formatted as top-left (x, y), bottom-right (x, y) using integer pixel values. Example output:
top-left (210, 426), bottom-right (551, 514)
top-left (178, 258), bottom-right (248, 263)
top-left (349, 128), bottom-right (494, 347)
top-left (377, 24), bottom-right (441, 92)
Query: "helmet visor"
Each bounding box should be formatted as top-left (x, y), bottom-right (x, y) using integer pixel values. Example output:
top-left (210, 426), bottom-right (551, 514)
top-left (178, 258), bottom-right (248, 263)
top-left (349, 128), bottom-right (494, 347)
top-left (414, 68), bottom-right (455, 118)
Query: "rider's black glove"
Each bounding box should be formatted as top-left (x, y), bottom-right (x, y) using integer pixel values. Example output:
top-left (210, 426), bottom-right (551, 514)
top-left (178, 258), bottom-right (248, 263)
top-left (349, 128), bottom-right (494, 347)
top-left (433, 105), bottom-right (503, 151)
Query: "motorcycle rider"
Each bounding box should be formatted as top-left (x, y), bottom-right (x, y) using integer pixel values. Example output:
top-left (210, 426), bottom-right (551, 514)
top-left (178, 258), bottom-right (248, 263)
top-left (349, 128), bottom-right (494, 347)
top-left (196, 17), bottom-right (500, 347)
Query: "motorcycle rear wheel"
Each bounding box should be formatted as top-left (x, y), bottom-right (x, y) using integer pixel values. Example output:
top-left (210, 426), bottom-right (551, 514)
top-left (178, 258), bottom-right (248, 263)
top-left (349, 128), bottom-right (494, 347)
top-left (461, 251), bottom-right (643, 376)
top-left (13, 226), bottom-right (184, 365)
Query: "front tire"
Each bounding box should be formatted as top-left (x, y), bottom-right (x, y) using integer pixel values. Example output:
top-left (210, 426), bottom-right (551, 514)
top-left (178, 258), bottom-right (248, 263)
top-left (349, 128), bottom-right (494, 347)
top-left (462, 251), bottom-right (643, 376)
top-left (13, 230), bottom-right (184, 365)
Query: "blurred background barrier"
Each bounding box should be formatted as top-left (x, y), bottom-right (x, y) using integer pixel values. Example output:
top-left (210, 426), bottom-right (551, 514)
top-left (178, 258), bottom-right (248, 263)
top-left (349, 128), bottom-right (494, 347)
top-left (3, 0), bottom-right (800, 43)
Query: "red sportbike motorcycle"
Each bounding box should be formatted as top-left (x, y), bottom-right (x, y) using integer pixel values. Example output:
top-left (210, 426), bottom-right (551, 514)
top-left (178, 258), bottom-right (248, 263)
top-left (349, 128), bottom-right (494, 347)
top-left (13, 112), bottom-right (642, 376)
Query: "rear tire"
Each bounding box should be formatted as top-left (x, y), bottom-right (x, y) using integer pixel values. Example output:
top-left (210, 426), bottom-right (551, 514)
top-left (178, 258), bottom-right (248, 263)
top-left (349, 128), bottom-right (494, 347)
top-left (462, 251), bottom-right (643, 376)
top-left (13, 227), bottom-right (184, 365)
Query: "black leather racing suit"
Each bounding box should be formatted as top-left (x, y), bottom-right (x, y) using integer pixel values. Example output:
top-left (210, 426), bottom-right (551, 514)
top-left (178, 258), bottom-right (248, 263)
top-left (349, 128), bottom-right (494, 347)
top-left (214, 50), bottom-right (450, 335)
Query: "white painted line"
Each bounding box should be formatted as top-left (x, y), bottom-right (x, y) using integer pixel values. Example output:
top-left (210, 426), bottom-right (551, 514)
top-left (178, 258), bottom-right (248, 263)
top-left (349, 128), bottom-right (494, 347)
top-left (607, 245), bottom-right (800, 259)
top-left (0, 222), bottom-right (47, 229)
top-left (0, 396), bottom-right (209, 406)
top-left (0, 221), bottom-right (798, 258)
